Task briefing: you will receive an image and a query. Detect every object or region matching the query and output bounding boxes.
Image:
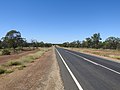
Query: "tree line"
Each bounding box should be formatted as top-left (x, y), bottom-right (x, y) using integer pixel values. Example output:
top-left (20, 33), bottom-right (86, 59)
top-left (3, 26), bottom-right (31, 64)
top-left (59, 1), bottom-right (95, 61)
top-left (60, 33), bottom-right (120, 50)
top-left (0, 30), bottom-right (52, 55)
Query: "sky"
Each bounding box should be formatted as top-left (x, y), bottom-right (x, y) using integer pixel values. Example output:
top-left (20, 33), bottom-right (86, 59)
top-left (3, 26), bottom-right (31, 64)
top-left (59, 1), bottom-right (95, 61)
top-left (0, 0), bottom-right (120, 43)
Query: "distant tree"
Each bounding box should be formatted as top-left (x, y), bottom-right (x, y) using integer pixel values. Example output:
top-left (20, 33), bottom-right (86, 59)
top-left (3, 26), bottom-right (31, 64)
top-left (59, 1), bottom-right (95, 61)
top-left (60, 33), bottom-right (120, 50)
top-left (39, 41), bottom-right (45, 47)
top-left (62, 42), bottom-right (70, 47)
top-left (21, 38), bottom-right (28, 47)
top-left (98, 41), bottom-right (104, 49)
top-left (104, 37), bottom-right (120, 49)
top-left (81, 40), bottom-right (87, 48)
top-left (69, 41), bottom-right (77, 47)
top-left (91, 33), bottom-right (102, 48)
top-left (44, 43), bottom-right (52, 47)
top-left (0, 40), bottom-right (2, 49)
top-left (2, 30), bottom-right (24, 52)
top-left (31, 39), bottom-right (39, 49)
top-left (76, 40), bottom-right (81, 48)
top-left (85, 37), bottom-right (92, 48)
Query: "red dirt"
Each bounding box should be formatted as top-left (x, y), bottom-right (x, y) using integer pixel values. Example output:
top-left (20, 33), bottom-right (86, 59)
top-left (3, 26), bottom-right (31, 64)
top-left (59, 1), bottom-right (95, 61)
top-left (0, 50), bottom-right (39, 65)
top-left (0, 48), bottom-right (64, 90)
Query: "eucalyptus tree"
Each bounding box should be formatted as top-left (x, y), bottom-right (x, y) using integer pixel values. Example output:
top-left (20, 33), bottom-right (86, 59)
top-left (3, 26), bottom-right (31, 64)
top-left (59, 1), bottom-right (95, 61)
top-left (0, 40), bottom-right (2, 49)
top-left (85, 37), bottom-right (92, 48)
top-left (2, 30), bottom-right (24, 52)
top-left (104, 37), bottom-right (120, 49)
top-left (91, 33), bottom-right (102, 48)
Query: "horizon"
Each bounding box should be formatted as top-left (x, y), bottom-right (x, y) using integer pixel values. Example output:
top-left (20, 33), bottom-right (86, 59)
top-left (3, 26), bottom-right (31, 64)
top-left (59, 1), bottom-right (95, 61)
top-left (0, 0), bottom-right (120, 43)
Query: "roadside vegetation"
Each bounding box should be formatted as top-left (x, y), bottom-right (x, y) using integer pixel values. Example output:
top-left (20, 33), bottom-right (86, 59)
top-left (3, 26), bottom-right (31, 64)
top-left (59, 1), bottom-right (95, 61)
top-left (0, 30), bottom-right (52, 75)
top-left (0, 48), bottom-right (50, 75)
top-left (0, 30), bottom-right (52, 56)
top-left (59, 33), bottom-right (120, 60)
top-left (60, 33), bottom-right (120, 50)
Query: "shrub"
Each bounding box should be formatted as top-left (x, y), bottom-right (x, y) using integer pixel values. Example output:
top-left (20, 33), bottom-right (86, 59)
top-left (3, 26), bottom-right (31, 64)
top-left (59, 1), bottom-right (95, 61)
top-left (2, 49), bottom-right (11, 55)
top-left (18, 65), bottom-right (26, 70)
top-left (8, 61), bottom-right (22, 66)
top-left (0, 68), bottom-right (6, 74)
top-left (5, 70), bottom-right (14, 74)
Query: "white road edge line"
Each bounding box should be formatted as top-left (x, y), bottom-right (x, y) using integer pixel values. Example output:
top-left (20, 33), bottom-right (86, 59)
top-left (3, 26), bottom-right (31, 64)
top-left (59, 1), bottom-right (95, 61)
top-left (66, 50), bottom-right (120, 75)
top-left (56, 48), bottom-right (84, 90)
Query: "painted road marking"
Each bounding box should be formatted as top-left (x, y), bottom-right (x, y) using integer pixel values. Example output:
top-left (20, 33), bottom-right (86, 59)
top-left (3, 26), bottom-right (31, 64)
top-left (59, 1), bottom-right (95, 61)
top-left (56, 48), bottom-right (84, 90)
top-left (66, 50), bottom-right (120, 75)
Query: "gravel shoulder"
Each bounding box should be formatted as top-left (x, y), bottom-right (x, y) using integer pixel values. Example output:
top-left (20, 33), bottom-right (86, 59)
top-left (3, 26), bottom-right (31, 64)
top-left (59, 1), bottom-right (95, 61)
top-left (0, 47), bottom-right (64, 90)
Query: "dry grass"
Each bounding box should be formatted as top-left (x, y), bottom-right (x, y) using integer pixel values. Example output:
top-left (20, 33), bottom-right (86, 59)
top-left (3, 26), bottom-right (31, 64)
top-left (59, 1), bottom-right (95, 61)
top-left (0, 50), bottom-right (2, 56)
top-left (65, 48), bottom-right (120, 60)
top-left (0, 48), bottom-right (50, 75)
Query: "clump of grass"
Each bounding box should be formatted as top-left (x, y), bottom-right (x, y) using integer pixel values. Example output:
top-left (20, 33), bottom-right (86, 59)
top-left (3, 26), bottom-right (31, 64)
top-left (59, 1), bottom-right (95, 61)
top-left (109, 55), bottom-right (120, 60)
top-left (8, 61), bottom-right (22, 66)
top-left (5, 70), bottom-right (14, 74)
top-left (22, 51), bottom-right (43, 63)
top-left (0, 51), bottom-right (2, 56)
top-left (0, 68), bottom-right (6, 74)
top-left (18, 65), bottom-right (26, 70)
top-left (22, 56), bottom-right (34, 63)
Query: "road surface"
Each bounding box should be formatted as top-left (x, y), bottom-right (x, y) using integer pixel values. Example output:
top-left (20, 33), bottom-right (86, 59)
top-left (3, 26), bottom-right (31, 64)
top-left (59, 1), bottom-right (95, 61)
top-left (55, 47), bottom-right (120, 90)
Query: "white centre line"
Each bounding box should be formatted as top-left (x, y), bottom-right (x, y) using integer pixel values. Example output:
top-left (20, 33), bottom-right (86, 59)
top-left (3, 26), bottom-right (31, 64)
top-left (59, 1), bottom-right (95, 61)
top-left (66, 50), bottom-right (120, 75)
top-left (56, 48), bottom-right (84, 90)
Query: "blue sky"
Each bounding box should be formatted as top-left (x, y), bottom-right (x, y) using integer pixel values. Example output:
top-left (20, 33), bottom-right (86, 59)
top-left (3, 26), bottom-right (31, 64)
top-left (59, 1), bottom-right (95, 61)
top-left (0, 0), bottom-right (120, 43)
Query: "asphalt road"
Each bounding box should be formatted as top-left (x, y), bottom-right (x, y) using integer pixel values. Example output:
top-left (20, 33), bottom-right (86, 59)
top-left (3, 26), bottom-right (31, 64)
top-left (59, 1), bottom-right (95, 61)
top-left (55, 47), bottom-right (120, 90)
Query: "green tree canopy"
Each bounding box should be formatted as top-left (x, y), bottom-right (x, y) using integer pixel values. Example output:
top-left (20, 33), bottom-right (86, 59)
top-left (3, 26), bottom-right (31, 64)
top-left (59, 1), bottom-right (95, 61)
top-left (2, 30), bottom-right (24, 51)
top-left (91, 33), bottom-right (102, 48)
top-left (104, 37), bottom-right (120, 49)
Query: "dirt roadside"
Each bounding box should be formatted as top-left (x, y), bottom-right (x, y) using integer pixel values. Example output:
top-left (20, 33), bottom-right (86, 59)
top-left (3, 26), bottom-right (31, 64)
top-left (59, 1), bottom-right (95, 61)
top-left (0, 50), bottom-right (39, 65)
top-left (0, 47), bottom-right (64, 90)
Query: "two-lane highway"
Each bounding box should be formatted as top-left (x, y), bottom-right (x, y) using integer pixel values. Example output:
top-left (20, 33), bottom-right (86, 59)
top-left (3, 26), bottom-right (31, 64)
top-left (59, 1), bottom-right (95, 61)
top-left (55, 47), bottom-right (120, 90)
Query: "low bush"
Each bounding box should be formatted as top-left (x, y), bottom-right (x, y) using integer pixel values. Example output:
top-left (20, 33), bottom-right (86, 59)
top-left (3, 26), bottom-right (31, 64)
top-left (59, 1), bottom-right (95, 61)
top-left (0, 68), bottom-right (6, 74)
top-left (8, 61), bottom-right (22, 66)
top-left (2, 49), bottom-right (11, 55)
top-left (18, 65), bottom-right (26, 70)
top-left (5, 70), bottom-right (14, 74)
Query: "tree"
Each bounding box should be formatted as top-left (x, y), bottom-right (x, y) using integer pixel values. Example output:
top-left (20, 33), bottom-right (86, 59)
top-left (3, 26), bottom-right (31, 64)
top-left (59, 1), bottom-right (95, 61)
top-left (62, 42), bottom-right (70, 47)
top-left (81, 40), bottom-right (87, 48)
top-left (39, 41), bottom-right (45, 47)
top-left (2, 30), bottom-right (24, 52)
top-left (44, 43), bottom-right (52, 47)
top-left (91, 33), bottom-right (102, 48)
top-left (0, 40), bottom-right (2, 49)
top-left (69, 41), bottom-right (77, 47)
top-left (85, 37), bottom-right (92, 48)
top-left (76, 40), bottom-right (81, 48)
top-left (31, 39), bottom-right (39, 49)
top-left (60, 33), bottom-right (120, 50)
top-left (104, 37), bottom-right (120, 49)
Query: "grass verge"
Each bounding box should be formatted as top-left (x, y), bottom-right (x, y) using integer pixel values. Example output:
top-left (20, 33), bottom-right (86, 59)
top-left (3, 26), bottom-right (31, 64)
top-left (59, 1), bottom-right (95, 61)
top-left (0, 48), bottom-right (50, 75)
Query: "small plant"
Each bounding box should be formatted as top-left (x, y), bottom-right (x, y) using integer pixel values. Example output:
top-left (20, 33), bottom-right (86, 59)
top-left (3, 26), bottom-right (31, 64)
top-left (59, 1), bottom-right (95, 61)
top-left (0, 68), bottom-right (6, 74)
top-left (5, 70), bottom-right (14, 74)
top-left (18, 65), bottom-right (26, 70)
top-left (8, 61), bottom-right (22, 66)
top-left (2, 49), bottom-right (11, 55)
